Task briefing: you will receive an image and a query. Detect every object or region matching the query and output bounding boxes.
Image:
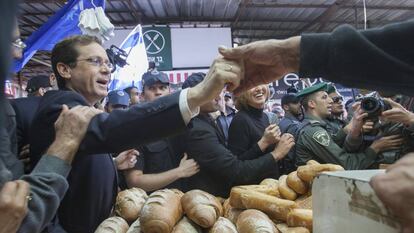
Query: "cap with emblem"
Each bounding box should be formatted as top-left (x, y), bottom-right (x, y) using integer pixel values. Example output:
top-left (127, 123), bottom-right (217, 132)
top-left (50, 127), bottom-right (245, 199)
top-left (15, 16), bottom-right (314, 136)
top-left (26, 75), bottom-right (51, 93)
top-left (296, 82), bottom-right (328, 99)
top-left (142, 70), bottom-right (169, 88)
top-left (107, 90), bottom-right (129, 106)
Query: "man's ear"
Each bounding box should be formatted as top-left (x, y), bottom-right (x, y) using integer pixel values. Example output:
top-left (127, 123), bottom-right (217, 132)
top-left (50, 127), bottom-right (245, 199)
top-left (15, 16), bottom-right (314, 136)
top-left (56, 62), bottom-right (72, 81)
top-left (308, 99), bottom-right (317, 109)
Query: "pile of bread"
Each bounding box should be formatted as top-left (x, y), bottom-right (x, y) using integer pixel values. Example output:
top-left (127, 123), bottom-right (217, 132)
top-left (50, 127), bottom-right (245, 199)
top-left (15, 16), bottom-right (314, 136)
top-left (95, 160), bottom-right (344, 233)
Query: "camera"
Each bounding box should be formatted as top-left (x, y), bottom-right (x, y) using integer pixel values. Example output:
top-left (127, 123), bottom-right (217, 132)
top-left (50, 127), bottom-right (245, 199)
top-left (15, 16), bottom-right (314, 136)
top-left (360, 96), bottom-right (391, 118)
top-left (106, 45), bottom-right (128, 73)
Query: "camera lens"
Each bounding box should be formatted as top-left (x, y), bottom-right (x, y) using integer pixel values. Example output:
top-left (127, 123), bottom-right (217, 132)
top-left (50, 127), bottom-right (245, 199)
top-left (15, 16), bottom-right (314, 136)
top-left (361, 97), bottom-right (380, 114)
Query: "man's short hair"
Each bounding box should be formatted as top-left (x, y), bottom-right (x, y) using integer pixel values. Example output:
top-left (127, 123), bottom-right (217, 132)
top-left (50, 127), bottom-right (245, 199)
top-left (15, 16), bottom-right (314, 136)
top-left (301, 92), bottom-right (318, 111)
top-left (123, 86), bottom-right (138, 97)
top-left (51, 35), bottom-right (102, 89)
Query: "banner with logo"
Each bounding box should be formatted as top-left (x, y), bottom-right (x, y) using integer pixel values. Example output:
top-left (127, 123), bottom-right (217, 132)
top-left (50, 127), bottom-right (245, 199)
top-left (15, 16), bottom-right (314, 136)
top-left (142, 26), bottom-right (172, 71)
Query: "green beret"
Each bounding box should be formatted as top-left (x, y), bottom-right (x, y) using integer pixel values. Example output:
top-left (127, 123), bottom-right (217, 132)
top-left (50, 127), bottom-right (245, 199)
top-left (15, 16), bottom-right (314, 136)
top-left (326, 83), bottom-right (337, 94)
top-left (297, 82), bottom-right (328, 98)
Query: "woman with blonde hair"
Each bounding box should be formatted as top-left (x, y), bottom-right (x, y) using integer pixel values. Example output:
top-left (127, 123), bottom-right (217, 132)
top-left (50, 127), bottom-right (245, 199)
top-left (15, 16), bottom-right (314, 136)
top-left (228, 84), bottom-right (294, 179)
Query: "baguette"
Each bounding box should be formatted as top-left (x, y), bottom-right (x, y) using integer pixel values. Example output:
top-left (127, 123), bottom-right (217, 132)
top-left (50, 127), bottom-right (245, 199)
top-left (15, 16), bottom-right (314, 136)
top-left (208, 217), bottom-right (238, 233)
top-left (287, 209), bottom-right (312, 231)
top-left (286, 171), bottom-right (309, 195)
top-left (181, 189), bottom-right (223, 228)
top-left (236, 209), bottom-right (279, 233)
top-left (276, 223), bottom-right (310, 233)
top-left (126, 219), bottom-right (141, 233)
top-left (297, 164), bottom-right (344, 182)
top-left (278, 175), bottom-right (298, 201)
top-left (230, 187), bottom-right (297, 221)
top-left (95, 216), bottom-right (129, 233)
top-left (115, 188), bottom-right (148, 222)
top-left (140, 189), bottom-right (183, 233)
top-left (171, 216), bottom-right (202, 233)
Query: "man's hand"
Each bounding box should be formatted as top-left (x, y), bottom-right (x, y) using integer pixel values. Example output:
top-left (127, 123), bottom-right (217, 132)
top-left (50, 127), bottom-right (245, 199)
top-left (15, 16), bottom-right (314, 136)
top-left (218, 37), bottom-right (301, 95)
top-left (114, 149), bottom-right (138, 170)
top-left (187, 57), bottom-right (243, 110)
top-left (177, 153), bottom-right (199, 178)
top-left (0, 180), bottom-right (30, 233)
top-left (271, 133), bottom-right (295, 161)
top-left (370, 153), bottom-right (414, 233)
top-left (46, 105), bottom-right (102, 163)
top-left (370, 135), bottom-right (405, 153)
top-left (382, 98), bottom-right (414, 126)
top-left (258, 124), bottom-right (281, 151)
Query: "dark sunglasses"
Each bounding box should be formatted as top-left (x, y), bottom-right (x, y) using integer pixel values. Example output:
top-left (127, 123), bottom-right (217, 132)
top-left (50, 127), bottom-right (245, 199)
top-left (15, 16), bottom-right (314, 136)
top-left (332, 96), bottom-right (344, 103)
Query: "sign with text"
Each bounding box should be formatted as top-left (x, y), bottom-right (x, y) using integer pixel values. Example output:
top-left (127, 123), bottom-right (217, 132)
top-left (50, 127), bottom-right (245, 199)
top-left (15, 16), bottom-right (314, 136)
top-left (142, 26), bottom-right (172, 71)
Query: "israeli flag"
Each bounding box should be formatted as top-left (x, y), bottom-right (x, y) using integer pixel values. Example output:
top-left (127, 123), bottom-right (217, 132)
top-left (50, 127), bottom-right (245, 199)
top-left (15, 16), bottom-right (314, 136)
top-left (108, 25), bottom-right (148, 92)
top-left (13, 0), bottom-right (105, 72)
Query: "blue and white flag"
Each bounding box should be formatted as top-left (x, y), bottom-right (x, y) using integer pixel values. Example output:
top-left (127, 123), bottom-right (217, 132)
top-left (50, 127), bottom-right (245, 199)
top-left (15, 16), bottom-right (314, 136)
top-left (13, 0), bottom-right (105, 72)
top-left (108, 25), bottom-right (148, 92)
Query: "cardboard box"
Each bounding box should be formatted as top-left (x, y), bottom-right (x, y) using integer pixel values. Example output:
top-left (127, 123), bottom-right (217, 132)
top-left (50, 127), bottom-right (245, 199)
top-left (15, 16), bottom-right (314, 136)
top-left (313, 170), bottom-right (400, 233)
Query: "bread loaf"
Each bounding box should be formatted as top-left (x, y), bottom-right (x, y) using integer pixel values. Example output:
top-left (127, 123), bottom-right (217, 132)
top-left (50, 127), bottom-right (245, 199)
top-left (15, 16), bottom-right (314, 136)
top-left (171, 216), bottom-right (202, 233)
top-left (306, 160), bottom-right (320, 166)
top-left (140, 189), bottom-right (183, 233)
top-left (181, 189), bottom-right (223, 228)
top-left (286, 171), bottom-right (308, 195)
top-left (115, 188), bottom-right (148, 222)
top-left (126, 219), bottom-right (141, 233)
top-left (260, 178), bottom-right (279, 188)
top-left (276, 223), bottom-right (310, 233)
top-left (295, 195), bottom-right (312, 210)
top-left (223, 199), bottom-right (243, 224)
top-left (230, 187), bottom-right (297, 221)
top-left (208, 217), bottom-right (238, 233)
top-left (95, 216), bottom-right (129, 233)
top-left (236, 209), bottom-right (279, 233)
top-left (297, 164), bottom-right (344, 182)
top-left (236, 184), bottom-right (280, 198)
top-left (278, 175), bottom-right (298, 201)
top-left (287, 209), bottom-right (312, 231)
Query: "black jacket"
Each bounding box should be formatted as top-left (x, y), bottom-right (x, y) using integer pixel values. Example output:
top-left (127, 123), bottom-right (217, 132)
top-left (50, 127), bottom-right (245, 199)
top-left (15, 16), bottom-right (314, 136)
top-left (183, 114), bottom-right (280, 198)
top-left (29, 90), bottom-right (186, 233)
top-left (300, 20), bottom-right (414, 96)
top-left (10, 96), bottom-right (41, 153)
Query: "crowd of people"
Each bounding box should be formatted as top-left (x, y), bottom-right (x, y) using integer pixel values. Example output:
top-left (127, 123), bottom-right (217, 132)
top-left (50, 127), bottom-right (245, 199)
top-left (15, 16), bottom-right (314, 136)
top-left (0, 1), bottom-right (414, 232)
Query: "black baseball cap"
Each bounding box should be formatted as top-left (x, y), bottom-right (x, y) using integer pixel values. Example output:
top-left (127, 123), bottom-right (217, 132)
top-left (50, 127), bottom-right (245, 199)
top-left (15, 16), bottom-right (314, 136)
top-left (142, 70), bottom-right (169, 88)
top-left (26, 75), bottom-right (51, 93)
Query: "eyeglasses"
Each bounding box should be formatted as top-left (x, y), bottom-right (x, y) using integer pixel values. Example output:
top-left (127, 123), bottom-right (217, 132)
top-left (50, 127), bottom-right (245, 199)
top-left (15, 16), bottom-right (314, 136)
top-left (332, 96), bottom-right (344, 103)
top-left (76, 57), bottom-right (114, 70)
top-left (12, 38), bottom-right (27, 49)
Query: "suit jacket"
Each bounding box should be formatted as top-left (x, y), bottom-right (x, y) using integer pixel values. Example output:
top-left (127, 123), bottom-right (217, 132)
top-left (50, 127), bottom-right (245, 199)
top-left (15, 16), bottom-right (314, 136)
top-left (29, 89), bottom-right (186, 233)
top-left (11, 96), bottom-right (41, 153)
top-left (183, 114), bottom-right (280, 198)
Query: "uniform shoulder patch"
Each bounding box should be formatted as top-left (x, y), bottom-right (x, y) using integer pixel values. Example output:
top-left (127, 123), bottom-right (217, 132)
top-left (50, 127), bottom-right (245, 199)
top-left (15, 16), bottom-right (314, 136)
top-left (312, 130), bottom-right (331, 146)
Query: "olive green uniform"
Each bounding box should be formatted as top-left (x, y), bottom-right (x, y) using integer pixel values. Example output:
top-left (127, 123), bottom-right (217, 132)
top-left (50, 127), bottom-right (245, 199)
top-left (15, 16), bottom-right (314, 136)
top-left (295, 115), bottom-right (378, 170)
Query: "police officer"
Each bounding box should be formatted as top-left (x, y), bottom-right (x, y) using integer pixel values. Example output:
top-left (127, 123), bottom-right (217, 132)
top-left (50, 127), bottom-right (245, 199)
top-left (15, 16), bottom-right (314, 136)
top-left (279, 93), bottom-right (301, 134)
top-left (124, 70), bottom-right (199, 192)
top-left (105, 90), bottom-right (129, 113)
top-left (325, 83), bottom-right (349, 136)
top-left (295, 83), bottom-right (402, 169)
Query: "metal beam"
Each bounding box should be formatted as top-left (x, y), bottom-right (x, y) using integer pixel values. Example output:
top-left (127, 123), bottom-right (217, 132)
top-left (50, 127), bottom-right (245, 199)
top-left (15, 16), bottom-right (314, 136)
top-left (246, 3), bottom-right (414, 11)
top-left (293, 0), bottom-right (352, 35)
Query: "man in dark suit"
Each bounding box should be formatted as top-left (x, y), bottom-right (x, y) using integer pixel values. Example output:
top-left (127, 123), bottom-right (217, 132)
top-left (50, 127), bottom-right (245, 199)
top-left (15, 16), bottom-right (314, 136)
top-left (29, 35), bottom-right (242, 233)
top-left (11, 75), bottom-right (52, 157)
top-left (180, 73), bottom-right (294, 198)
